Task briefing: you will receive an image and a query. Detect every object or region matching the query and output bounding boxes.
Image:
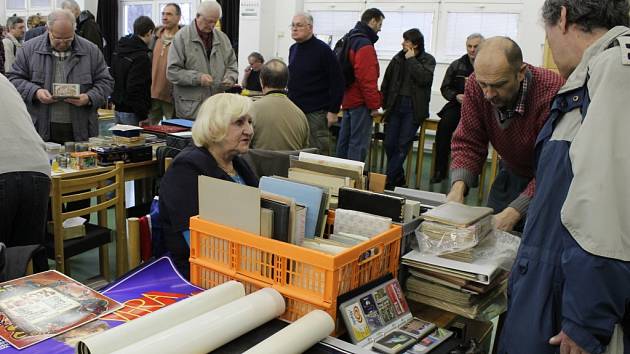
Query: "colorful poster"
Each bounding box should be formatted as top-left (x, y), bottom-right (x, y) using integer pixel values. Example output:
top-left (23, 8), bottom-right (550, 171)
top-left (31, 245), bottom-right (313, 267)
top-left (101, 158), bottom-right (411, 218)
top-left (373, 288), bottom-right (396, 324)
top-left (0, 271), bottom-right (121, 349)
top-left (0, 257), bottom-right (202, 353)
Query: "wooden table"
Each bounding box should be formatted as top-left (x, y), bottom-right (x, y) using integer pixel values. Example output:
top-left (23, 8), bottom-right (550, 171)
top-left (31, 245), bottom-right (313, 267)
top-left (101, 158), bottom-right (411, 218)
top-left (52, 159), bottom-right (159, 277)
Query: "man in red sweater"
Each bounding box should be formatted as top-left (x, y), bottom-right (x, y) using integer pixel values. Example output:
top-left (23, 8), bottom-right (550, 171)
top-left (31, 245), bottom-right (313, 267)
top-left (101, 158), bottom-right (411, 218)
top-left (447, 37), bottom-right (564, 232)
top-left (336, 8), bottom-right (384, 162)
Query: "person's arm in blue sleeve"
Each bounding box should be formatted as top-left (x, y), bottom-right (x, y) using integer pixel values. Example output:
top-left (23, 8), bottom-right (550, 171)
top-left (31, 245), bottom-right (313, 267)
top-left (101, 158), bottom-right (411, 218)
top-left (560, 232), bottom-right (630, 353)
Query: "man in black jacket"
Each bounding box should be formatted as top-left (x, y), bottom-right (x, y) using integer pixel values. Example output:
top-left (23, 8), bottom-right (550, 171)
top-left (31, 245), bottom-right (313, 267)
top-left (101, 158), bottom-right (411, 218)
top-left (60, 0), bottom-right (103, 51)
top-left (432, 33), bottom-right (484, 183)
top-left (112, 16), bottom-right (155, 126)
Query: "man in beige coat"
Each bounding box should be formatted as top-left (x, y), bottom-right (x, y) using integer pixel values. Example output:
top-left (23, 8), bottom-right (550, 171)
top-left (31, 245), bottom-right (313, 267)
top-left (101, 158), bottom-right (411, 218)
top-left (167, 1), bottom-right (238, 119)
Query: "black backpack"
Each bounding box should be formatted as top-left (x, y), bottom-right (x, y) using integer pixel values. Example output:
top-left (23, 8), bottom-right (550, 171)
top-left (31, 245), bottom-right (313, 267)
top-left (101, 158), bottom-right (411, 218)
top-left (333, 32), bottom-right (366, 88)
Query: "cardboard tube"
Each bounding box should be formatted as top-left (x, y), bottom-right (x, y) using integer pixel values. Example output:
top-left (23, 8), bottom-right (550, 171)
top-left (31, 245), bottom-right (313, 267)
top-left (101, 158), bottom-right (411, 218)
top-left (76, 281), bottom-right (245, 354)
top-left (244, 310), bottom-right (335, 354)
top-left (110, 288), bottom-right (285, 354)
top-left (126, 217), bottom-right (140, 269)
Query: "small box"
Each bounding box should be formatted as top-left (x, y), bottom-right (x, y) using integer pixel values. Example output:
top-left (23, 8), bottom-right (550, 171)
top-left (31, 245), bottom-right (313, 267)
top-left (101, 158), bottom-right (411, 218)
top-left (69, 151), bottom-right (98, 170)
top-left (47, 222), bottom-right (86, 240)
top-left (92, 145), bottom-right (152, 165)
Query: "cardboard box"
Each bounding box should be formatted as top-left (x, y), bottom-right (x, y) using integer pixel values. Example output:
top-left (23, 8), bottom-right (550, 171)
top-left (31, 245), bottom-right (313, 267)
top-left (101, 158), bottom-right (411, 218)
top-left (69, 151), bottom-right (98, 170)
top-left (47, 222), bottom-right (86, 240)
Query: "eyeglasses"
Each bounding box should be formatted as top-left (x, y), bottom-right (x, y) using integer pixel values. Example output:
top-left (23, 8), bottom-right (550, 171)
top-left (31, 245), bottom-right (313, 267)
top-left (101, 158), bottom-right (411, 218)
top-left (289, 23), bottom-right (309, 29)
top-left (50, 33), bottom-right (74, 44)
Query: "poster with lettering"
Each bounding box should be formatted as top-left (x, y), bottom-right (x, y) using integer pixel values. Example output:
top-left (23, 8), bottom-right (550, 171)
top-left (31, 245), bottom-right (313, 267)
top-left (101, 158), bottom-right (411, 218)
top-left (0, 271), bottom-right (121, 349)
top-left (0, 257), bottom-right (201, 353)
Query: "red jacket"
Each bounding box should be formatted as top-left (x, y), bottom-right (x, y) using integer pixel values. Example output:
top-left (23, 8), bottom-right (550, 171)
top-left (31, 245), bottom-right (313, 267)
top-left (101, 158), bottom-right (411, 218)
top-left (342, 22), bottom-right (381, 110)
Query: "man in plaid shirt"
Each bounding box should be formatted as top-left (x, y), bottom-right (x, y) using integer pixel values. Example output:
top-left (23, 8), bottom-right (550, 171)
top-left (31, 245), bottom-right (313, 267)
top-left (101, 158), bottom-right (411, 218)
top-left (446, 37), bottom-right (564, 232)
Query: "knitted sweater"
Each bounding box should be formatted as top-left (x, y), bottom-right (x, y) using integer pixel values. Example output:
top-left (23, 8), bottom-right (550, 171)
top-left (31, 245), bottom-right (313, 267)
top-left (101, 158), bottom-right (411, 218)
top-left (450, 64), bottom-right (565, 213)
top-left (288, 36), bottom-right (344, 114)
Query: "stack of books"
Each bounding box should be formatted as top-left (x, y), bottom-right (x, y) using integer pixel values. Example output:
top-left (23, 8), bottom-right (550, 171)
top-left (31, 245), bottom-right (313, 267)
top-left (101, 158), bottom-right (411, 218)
top-left (402, 202), bottom-right (507, 319)
top-left (419, 202), bottom-right (493, 262)
top-left (402, 250), bottom-right (507, 319)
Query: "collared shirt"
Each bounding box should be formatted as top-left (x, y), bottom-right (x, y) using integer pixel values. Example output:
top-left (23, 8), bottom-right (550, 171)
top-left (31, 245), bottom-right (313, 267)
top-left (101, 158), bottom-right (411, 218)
top-left (194, 19), bottom-right (213, 57)
top-left (497, 70), bottom-right (531, 124)
top-left (52, 49), bottom-right (71, 60)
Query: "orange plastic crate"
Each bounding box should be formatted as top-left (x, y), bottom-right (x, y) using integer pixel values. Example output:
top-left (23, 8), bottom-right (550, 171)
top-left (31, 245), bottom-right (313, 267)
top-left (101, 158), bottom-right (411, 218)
top-left (188, 215), bottom-right (402, 333)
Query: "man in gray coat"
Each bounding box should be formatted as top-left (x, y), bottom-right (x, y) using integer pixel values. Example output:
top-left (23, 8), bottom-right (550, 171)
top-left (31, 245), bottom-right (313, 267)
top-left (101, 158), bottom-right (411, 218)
top-left (167, 0), bottom-right (238, 119)
top-left (8, 10), bottom-right (113, 143)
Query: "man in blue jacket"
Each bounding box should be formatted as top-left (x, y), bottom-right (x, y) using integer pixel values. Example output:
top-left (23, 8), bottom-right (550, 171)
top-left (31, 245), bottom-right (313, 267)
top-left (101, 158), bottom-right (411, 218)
top-left (498, 1), bottom-right (630, 353)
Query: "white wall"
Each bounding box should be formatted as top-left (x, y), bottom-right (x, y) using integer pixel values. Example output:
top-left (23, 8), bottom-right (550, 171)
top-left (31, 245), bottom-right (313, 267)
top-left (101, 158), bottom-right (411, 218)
top-left (237, 0), bottom-right (303, 83)
top-left (244, 0), bottom-right (548, 117)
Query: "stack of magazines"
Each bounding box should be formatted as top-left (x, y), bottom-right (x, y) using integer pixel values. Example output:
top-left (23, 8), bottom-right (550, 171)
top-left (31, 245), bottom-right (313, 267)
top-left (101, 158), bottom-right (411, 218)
top-left (417, 202), bottom-right (493, 262)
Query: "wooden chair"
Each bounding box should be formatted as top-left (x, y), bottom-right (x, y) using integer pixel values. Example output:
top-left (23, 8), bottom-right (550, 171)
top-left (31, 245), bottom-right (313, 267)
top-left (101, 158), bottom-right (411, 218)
top-left (47, 162), bottom-right (126, 281)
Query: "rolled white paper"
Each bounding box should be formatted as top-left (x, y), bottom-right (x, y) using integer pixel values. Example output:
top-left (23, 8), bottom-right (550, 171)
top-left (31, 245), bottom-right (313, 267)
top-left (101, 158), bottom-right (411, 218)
top-left (243, 310), bottom-right (335, 354)
top-left (76, 281), bottom-right (245, 354)
top-left (110, 287), bottom-right (286, 354)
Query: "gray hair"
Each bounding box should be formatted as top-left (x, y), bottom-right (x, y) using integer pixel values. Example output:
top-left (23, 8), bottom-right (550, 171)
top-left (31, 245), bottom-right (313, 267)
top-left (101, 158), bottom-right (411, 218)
top-left (47, 9), bottom-right (76, 29)
top-left (293, 12), bottom-right (313, 26)
top-left (6, 15), bottom-right (24, 29)
top-left (192, 93), bottom-right (252, 148)
top-left (466, 33), bottom-right (485, 42)
top-left (542, 0), bottom-right (629, 32)
top-left (197, 1), bottom-right (223, 19)
top-left (59, 0), bottom-right (80, 12)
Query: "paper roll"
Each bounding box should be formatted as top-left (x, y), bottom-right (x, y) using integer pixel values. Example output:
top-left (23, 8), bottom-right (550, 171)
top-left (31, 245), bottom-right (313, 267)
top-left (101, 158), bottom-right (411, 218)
top-left (76, 281), bottom-right (245, 354)
top-left (126, 217), bottom-right (140, 269)
top-left (243, 310), bottom-right (335, 354)
top-left (110, 288), bottom-right (286, 354)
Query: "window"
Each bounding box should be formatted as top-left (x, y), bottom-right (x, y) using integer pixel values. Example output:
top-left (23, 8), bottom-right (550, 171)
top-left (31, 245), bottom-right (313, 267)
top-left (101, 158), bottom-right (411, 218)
top-left (310, 10), bottom-right (361, 48)
top-left (6, 0), bottom-right (26, 10)
top-left (120, 1), bottom-right (195, 35)
top-left (123, 2), bottom-right (153, 35)
top-left (444, 12), bottom-right (519, 57)
top-left (376, 10), bottom-right (434, 59)
top-left (30, 0), bottom-right (50, 8)
top-left (160, 3), bottom-right (192, 26)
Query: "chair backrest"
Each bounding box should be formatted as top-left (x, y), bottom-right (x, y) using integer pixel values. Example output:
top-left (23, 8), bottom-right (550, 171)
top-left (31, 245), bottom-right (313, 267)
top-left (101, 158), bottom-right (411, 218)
top-left (50, 162), bottom-right (126, 273)
top-left (242, 147), bottom-right (318, 178)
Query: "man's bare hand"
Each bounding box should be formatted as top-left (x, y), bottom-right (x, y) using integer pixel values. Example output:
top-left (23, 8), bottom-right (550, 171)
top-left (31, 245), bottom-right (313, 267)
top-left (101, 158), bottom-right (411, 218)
top-left (326, 112), bottom-right (338, 128)
top-left (456, 94), bottom-right (465, 103)
top-left (36, 89), bottom-right (56, 104)
top-left (65, 94), bottom-right (90, 107)
top-left (200, 74), bottom-right (214, 87)
top-left (493, 207), bottom-right (521, 232)
top-left (446, 180), bottom-right (466, 203)
top-left (549, 331), bottom-right (591, 354)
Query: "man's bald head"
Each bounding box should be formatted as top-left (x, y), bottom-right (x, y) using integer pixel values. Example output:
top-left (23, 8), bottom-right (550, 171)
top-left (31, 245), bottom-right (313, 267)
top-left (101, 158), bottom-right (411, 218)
top-left (476, 36), bottom-right (523, 74)
top-left (260, 59), bottom-right (289, 90)
top-left (473, 37), bottom-right (527, 109)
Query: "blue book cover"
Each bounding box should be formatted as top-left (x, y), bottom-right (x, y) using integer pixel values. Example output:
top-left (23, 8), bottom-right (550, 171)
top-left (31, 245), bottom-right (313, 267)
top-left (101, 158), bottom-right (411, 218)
top-left (161, 119), bottom-right (194, 129)
top-left (259, 176), bottom-right (324, 238)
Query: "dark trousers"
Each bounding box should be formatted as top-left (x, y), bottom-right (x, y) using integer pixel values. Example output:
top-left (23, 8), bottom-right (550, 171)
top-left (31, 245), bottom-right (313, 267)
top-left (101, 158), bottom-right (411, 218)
top-left (433, 105), bottom-right (461, 181)
top-left (487, 164), bottom-right (529, 232)
top-left (50, 122), bottom-right (74, 144)
top-left (0, 172), bottom-right (50, 271)
top-left (384, 97), bottom-right (420, 187)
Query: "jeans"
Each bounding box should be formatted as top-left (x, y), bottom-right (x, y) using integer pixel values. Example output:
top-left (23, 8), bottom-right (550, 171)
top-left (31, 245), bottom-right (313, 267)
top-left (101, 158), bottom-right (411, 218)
top-left (0, 172), bottom-right (50, 271)
top-left (115, 111), bottom-right (141, 126)
top-left (336, 105), bottom-right (373, 162)
top-left (384, 96), bottom-right (419, 187)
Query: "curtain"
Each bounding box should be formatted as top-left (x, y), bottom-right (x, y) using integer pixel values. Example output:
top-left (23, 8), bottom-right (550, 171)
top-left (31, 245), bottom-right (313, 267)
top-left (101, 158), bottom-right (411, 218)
top-left (97, 0), bottom-right (118, 66)
top-left (218, 0), bottom-right (239, 56)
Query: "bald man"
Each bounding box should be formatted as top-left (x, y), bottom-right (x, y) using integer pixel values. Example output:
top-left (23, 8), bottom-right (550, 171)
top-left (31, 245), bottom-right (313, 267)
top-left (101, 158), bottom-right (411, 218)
top-left (446, 37), bottom-right (564, 232)
top-left (249, 59), bottom-right (309, 151)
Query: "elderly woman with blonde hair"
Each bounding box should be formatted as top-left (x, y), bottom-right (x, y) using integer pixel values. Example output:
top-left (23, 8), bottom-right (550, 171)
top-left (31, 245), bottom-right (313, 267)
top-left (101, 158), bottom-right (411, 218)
top-left (159, 93), bottom-right (257, 278)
